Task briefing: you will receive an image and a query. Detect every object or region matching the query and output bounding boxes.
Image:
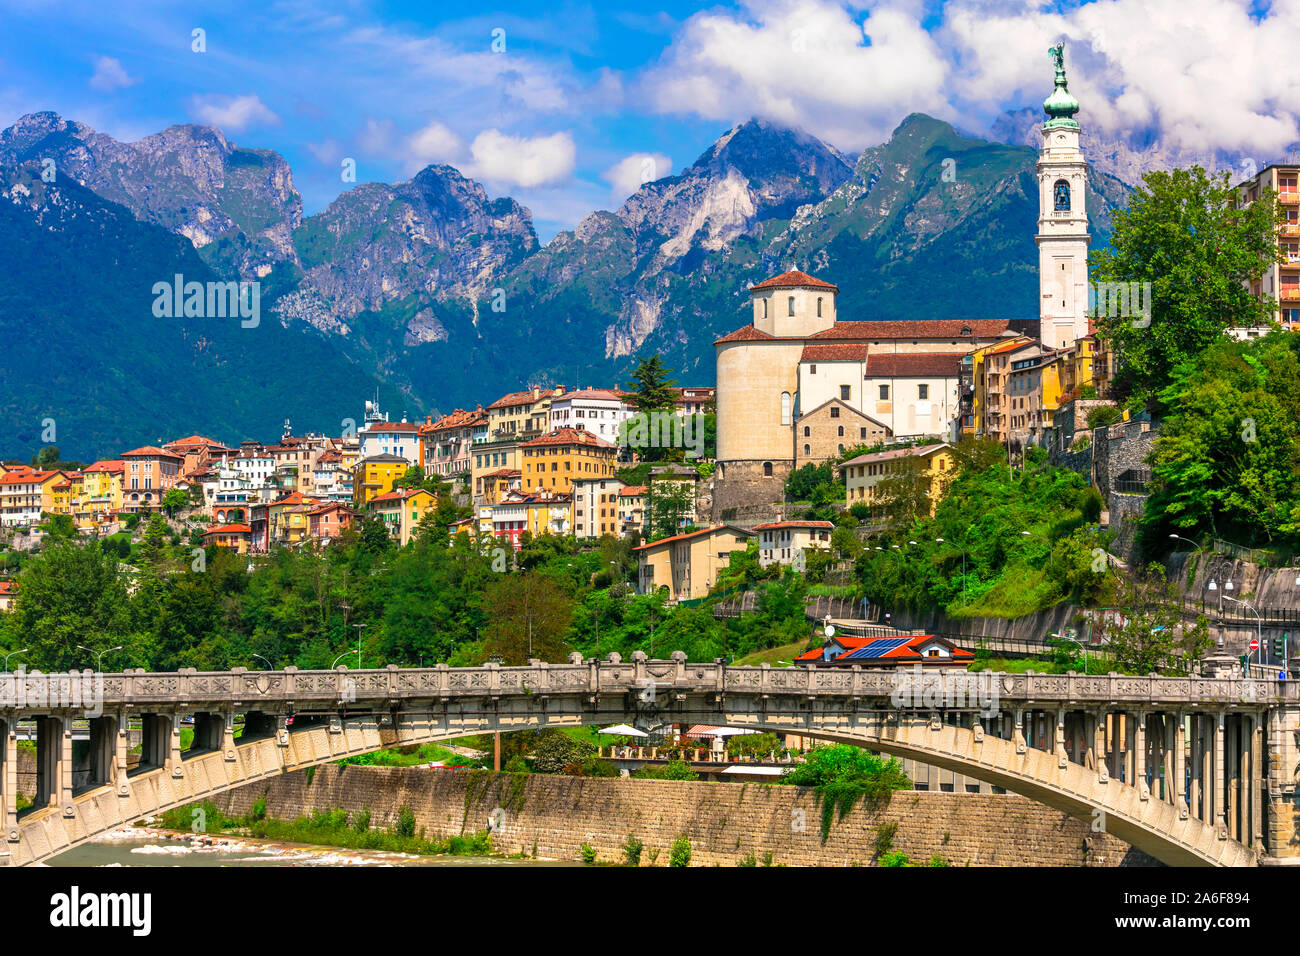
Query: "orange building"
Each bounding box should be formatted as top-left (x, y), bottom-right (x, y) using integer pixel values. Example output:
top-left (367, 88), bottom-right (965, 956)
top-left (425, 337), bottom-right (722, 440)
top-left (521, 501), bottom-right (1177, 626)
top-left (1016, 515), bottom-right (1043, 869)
top-left (120, 446), bottom-right (183, 512)
top-left (519, 427), bottom-right (617, 496)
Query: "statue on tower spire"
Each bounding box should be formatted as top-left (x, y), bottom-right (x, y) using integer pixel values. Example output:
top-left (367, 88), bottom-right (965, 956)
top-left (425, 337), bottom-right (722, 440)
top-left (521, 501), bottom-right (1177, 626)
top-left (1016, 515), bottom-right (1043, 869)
top-left (1043, 42), bottom-right (1080, 131)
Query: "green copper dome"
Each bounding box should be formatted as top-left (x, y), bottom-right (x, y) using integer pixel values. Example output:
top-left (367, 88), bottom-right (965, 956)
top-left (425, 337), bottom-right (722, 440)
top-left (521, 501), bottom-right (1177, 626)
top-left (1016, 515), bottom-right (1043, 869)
top-left (1043, 43), bottom-right (1080, 131)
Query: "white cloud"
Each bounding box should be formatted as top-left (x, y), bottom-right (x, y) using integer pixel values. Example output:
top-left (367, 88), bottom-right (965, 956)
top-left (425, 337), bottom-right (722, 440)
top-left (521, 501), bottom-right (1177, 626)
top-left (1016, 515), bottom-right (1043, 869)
top-left (406, 120), bottom-right (465, 169)
top-left (602, 152), bottom-right (673, 204)
top-left (641, 0), bottom-right (950, 150)
top-left (189, 94), bottom-right (280, 132)
top-left (357, 117), bottom-right (397, 157)
top-left (88, 56), bottom-right (137, 92)
top-left (467, 129), bottom-right (576, 188)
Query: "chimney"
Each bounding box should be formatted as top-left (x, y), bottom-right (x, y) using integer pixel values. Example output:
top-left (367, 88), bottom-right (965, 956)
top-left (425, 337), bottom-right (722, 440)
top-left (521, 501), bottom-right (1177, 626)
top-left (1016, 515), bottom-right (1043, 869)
top-left (533, 387), bottom-right (541, 400)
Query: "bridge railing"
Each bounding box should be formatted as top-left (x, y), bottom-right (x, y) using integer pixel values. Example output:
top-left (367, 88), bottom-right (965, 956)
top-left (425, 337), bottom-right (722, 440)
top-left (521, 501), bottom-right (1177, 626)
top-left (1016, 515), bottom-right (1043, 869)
top-left (8, 655), bottom-right (1291, 710)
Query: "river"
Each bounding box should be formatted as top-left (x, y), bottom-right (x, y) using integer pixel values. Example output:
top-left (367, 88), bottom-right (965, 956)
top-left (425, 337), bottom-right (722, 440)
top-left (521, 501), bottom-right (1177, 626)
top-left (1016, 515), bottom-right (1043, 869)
top-left (46, 826), bottom-right (578, 867)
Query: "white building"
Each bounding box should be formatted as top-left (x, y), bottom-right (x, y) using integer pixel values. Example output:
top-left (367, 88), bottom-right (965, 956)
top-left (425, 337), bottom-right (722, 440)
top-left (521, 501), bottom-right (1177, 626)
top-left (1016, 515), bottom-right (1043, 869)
top-left (359, 420), bottom-right (420, 466)
top-left (548, 389), bottom-right (634, 443)
top-left (571, 476), bottom-right (624, 539)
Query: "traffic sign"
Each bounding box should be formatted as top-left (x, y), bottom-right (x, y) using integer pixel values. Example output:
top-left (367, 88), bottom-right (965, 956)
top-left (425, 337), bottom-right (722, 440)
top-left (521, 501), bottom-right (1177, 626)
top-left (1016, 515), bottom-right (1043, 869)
top-left (1250, 639), bottom-right (1259, 651)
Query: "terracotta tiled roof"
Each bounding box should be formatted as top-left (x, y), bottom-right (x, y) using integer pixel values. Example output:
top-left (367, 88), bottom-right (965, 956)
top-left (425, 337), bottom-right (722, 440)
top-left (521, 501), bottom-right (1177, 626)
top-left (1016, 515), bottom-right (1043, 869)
top-left (714, 324), bottom-right (776, 345)
top-left (121, 446), bottom-right (182, 459)
top-left (810, 320), bottom-right (1011, 340)
top-left (0, 581), bottom-right (17, 594)
top-left (634, 524), bottom-right (754, 551)
top-left (750, 270), bottom-right (840, 293)
top-left (482, 468), bottom-right (521, 479)
top-left (553, 388), bottom-right (624, 403)
top-left (85, 460), bottom-right (125, 474)
top-left (270, 492), bottom-right (318, 507)
top-left (362, 421), bottom-right (419, 433)
top-left (840, 443), bottom-right (950, 467)
top-left (520, 427), bottom-right (614, 449)
top-left (864, 353), bottom-right (963, 377)
top-left (204, 524), bottom-right (252, 534)
top-left (370, 488), bottom-right (431, 504)
top-left (426, 407), bottom-right (488, 432)
top-left (801, 343), bottom-right (867, 363)
top-left (619, 485), bottom-right (648, 496)
top-left (487, 387), bottom-right (563, 410)
top-left (753, 521), bottom-right (835, 531)
top-left (167, 435), bottom-right (225, 448)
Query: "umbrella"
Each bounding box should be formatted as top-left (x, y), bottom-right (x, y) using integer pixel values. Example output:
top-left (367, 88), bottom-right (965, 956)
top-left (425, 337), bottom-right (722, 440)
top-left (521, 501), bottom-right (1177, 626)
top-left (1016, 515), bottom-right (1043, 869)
top-left (707, 727), bottom-right (759, 737)
top-left (599, 723), bottom-right (648, 737)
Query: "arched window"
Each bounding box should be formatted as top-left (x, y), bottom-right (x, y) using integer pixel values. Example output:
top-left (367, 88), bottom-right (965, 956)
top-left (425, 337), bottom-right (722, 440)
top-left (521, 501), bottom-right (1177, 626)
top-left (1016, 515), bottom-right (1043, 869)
top-left (763, 462), bottom-right (773, 477)
top-left (837, 426), bottom-right (844, 437)
top-left (788, 296), bottom-right (795, 316)
top-left (803, 426), bottom-right (810, 437)
top-left (1053, 179), bottom-right (1070, 211)
top-left (838, 444), bottom-right (844, 455)
top-left (781, 392), bottom-right (791, 425)
top-left (816, 297), bottom-right (823, 317)
top-left (762, 298), bottom-right (768, 318)
top-left (804, 444), bottom-right (811, 455)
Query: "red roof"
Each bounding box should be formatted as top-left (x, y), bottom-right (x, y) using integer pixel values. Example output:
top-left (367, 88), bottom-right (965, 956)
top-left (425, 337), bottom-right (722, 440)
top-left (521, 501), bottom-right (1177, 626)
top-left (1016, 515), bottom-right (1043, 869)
top-left (801, 343), bottom-right (867, 363)
top-left (634, 525), bottom-right (753, 551)
top-left (270, 492), bottom-right (318, 507)
top-left (204, 524), bottom-right (252, 535)
top-left (714, 325), bottom-right (776, 345)
top-left (482, 468), bottom-right (521, 479)
top-left (167, 435), bottom-right (225, 448)
top-left (798, 634), bottom-right (975, 663)
top-left (487, 387), bottom-right (564, 410)
top-left (810, 320), bottom-right (1011, 340)
top-left (362, 421), bottom-right (419, 433)
top-left (750, 270), bottom-right (840, 293)
top-left (121, 446), bottom-right (182, 459)
top-left (423, 407), bottom-right (487, 433)
top-left (864, 353), bottom-right (963, 377)
top-left (0, 581), bottom-right (17, 595)
top-left (370, 488), bottom-right (433, 504)
top-left (619, 485), bottom-right (647, 496)
top-left (520, 427), bottom-right (613, 449)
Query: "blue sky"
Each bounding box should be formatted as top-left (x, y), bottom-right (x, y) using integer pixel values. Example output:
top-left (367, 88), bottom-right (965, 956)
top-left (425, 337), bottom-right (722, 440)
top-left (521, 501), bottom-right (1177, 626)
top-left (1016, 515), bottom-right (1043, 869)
top-left (2, 0), bottom-right (1296, 240)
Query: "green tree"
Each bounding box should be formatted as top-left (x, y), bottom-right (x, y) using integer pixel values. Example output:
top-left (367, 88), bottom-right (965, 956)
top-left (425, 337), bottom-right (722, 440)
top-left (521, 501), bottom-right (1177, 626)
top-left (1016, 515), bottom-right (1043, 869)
top-left (623, 354), bottom-right (678, 413)
top-left (480, 572), bottom-right (574, 664)
top-left (644, 481), bottom-right (694, 542)
top-left (3, 539), bottom-right (134, 670)
top-left (161, 487), bottom-right (189, 516)
top-left (1090, 166), bottom-right (1281, 408)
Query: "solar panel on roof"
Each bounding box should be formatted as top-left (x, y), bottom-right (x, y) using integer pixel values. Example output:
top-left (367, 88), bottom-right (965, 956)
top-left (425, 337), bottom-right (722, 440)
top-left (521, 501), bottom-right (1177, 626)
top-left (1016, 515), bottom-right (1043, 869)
top-left (842, 638), bottom-right (910, 659)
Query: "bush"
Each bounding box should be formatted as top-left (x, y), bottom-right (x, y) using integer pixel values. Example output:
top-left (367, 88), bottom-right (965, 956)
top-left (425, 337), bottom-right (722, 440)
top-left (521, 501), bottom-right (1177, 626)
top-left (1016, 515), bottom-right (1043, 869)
top-left (531, 732), bottom-right (596, 774)
top-left (394, 806), bottom-right (416, 839)
top-left (1087, 405), bottom-right (1122, 429)
top-left (504, 754), bottom-right (530, 774)
top-left (633, 759), bottom-right (698, 781)
top-left (879, 850), bottom-right (910, 867)
top-left (573, 756), bottom-right (619, 778)
top-left (669, 835), bottom-right (692, 868)
top-left (622, 834), bottom-right (644, 866)
top-left (351, 808), bottom-right (371, 833)
top-left (580, 842), bottom-right (598, 864)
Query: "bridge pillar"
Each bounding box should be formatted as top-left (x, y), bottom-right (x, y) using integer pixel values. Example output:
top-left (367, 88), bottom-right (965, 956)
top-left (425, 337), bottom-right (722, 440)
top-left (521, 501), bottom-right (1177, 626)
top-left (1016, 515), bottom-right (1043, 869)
top-left (1012, 710), bottom-right (1025, 754)
top-left (1214, 712), bottom-right (1228, 839)
top-left (1251, 714), bottom-right (1263, 849)
top-left (1134, 710), bottom-right (1149, 800)
top-left (2, 720), bottom-right (18, 841)
top-left (1091, 712), bottom-right (1107, 781)
top-left (114, 711), bottom-right (129, 795)
top-left (223, 712), bottom-right (237, 761)
top-left (138, 713), bottom-right (172, 771)
top-left (191, 713), bottom-right (225, 754)
top-left (1054, 709), bottom-right (1067, 770)
top-left (1174, 711), bottom-right (1188, 819)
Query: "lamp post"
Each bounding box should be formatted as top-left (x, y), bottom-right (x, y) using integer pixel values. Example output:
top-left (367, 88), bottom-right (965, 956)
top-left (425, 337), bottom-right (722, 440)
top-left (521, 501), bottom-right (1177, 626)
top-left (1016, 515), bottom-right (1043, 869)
top-left (3, 648), bottom-right (28, 672)
top-left (1050, 630), bottom-right (1087, 673)
top-left (1168, 533), bottom-right (1201, 552)
top-left (1223, 596), bottom-right (1261, 671)
top-left (352, 622), bottom-right (367, 670)
top-left (331, 650), bottom-right (352, 669)
top-left (251, 654), bottom-right (272, 670)
top-left (77, 644), bottom-right (123, 671)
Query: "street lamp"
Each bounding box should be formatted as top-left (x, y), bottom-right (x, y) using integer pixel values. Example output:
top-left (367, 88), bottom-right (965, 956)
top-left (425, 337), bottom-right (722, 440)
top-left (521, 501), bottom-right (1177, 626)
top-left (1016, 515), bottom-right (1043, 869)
top-left (1050, 630), bottom-right (1088, 673)
top-left (352, 622), bottom-right (367, 669)
top-left (3, 648), bottom-right (28, 671)
top-left (251, 654), bottom-right (272, 670)
top-left (77, 644), bottom-right (123, 671)
top-left (1168, 533), bottom-right (1201, 552)
top-left (1224, 596), bottom-right (1261, 671)
top-left (330, 650), bottom-right (353, 669)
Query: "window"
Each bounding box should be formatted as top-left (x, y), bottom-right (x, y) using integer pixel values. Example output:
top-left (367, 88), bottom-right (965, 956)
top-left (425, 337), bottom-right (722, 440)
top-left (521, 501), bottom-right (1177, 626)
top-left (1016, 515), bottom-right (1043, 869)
top-left (809, 364), bottom-right (817, 374)
top-left (763, 462), bottom-right (773, 477)
top-left (762, 298), bottom-right (768, 318)
top-left (830, 406), bottom-right (839, 418)
top-left (879, 384), bottom-right (890, 400)
top-left (1054, 179), bottom-right (1070, 211)
top-left (804, 444), bottom-right (811, 455)
top-left (860, 427), bottom-right (867, 439)
top-left (803, 425), bottom-right (810, 437)
top-left (837, 426), bottom-right (844, 437)
top-left (788, 296), bottom-right (795, 316)
top-left (781, 391), bottom-right (791, 426)
top-left (817, 297), bottom-right (823, 317)
top-left (840, 384), bottom-right (851, 401)
top-left (918, 384), bottom-right (929, 400)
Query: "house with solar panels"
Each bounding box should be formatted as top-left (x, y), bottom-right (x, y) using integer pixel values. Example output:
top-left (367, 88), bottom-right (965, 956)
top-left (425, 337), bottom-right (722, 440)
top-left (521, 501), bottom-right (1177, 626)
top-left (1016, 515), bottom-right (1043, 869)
top-left (796, 633), bottom-right (975, 668)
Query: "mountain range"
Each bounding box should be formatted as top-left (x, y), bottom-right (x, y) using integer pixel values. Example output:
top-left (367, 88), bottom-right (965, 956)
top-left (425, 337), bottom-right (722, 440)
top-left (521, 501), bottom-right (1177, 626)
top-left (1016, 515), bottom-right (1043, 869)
top-left (0, 110), bottom-right (1131, 461)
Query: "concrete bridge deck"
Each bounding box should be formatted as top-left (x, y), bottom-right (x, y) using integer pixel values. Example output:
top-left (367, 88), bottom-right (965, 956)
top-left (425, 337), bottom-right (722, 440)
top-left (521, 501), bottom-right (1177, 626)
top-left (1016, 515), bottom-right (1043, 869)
top-left (2, 655), bottom-right (1293, 867)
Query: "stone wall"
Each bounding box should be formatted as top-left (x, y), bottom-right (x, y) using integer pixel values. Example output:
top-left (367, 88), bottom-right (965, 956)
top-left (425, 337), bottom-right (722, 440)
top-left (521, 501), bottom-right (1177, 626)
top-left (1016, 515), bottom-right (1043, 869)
top-left (214, 765), bottom-right (1157, 867)
top-left (712, 459), bottom-right (791, 521)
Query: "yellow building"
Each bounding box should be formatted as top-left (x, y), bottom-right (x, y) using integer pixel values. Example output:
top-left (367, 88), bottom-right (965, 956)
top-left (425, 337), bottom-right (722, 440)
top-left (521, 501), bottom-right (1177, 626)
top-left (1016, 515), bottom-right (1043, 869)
top-left (353, 454), bottom-right (409, 506)
top-left (486, 386), bottom-right (565, 441)
top-left (267, 492), bottom-right (320, 547)
top-left (635, 525), bottom-right (755, 602)
top-left (371, 488), bottom-right (437, 546)
top-left (841, 443), bottom-right (954, 517)
top-left (519, 427), bottom-right (617, 496)
top-left (1007, 346), bottom-right (1066, 447)
top-left (472, 443), bottom-right (519, 503)
top-left (80, 460), bottom-right (125, 529)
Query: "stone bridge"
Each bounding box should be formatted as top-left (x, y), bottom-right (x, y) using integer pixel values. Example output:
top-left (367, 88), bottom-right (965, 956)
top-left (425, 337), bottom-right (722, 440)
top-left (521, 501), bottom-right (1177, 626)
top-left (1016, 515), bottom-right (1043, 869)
top-left (3, 654), bottom-right (1296, 867)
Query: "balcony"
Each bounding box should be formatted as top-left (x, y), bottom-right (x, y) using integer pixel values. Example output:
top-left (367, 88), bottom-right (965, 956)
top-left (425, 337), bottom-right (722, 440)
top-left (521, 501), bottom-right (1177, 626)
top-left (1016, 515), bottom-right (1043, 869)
top-left (1281, 288), bottom-right (1300, 302)
top-left (1280, 192), bottom-right (1300, 205)
top-left (1281, 223), bottom-right (1300, 236)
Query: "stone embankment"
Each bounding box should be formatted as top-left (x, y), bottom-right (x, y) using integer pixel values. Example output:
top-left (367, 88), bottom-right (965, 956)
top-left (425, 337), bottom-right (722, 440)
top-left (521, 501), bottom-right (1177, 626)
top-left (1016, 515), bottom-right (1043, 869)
top-left (214, 765), bottom-right (1157, 867)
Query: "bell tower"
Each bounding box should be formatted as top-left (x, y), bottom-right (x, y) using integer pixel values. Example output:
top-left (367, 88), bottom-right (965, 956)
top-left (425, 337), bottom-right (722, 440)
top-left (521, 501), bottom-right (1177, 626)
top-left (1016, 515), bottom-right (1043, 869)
top-left (1036, 43), bottom-right (1091, 351)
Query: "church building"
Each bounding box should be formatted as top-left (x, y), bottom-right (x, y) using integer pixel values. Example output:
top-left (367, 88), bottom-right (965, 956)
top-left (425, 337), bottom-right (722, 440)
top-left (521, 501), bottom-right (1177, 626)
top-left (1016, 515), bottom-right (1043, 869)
top-left (712, 44), bottom-right (1092, 519)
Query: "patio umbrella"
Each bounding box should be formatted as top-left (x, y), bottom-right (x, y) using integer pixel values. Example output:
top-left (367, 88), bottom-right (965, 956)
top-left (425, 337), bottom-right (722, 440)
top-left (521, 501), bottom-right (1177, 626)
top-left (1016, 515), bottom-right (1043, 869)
top-left (599, 723), bottom-right (648, 737)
